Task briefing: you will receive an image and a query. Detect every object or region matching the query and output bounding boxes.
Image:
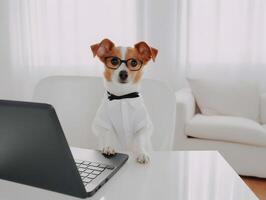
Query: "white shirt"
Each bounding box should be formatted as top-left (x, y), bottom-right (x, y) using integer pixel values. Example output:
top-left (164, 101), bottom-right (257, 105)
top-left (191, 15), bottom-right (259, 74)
top-left (93, 93), bottom-right (152, 148)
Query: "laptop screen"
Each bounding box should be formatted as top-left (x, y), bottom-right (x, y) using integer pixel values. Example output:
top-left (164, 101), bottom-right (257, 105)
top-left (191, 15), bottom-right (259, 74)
top-left (0, 100), bottom-right (87, 198)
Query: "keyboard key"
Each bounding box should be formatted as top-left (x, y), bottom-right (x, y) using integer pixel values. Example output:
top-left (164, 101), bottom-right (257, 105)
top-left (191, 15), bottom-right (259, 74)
top-left (85, 169), bottom-right (93, 174)
top-left (92, 171), bottom-right (101, 175)
top-left (79, 164), bottom-right (87, 168)
top-left (78, 167), bottom-right (86, 172)
top-left (83, 161), bottom-right (91, 165)
top-left (80, 172), bottom-right (89, 177)
top-left (88, 174), bottom-right (97, 179)
top-left (88, 166), bottom-right (105, 171)
top-left (83, 177), bottom-right (93, 183)
top-left (75, 160), bottom-right (83, 164)
top-left (89, 162), bottom-right (99, 167)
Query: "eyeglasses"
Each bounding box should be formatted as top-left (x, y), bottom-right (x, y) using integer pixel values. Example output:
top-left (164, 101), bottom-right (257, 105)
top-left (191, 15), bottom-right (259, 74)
top-left (104, 56), bottom-right (143, 71)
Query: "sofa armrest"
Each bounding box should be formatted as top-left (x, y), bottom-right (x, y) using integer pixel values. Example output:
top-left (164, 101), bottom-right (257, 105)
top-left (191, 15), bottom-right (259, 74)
top-left (176, 88), bottom-right (196, 122)
top-left (174, 89), bottom-right (196, 145)
top-left (261, 93), bottom-right (266, 124)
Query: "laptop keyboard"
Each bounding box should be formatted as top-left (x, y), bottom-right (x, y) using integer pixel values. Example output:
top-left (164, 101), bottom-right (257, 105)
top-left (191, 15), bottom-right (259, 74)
top-left (75, 160), bottom-right (115, 186)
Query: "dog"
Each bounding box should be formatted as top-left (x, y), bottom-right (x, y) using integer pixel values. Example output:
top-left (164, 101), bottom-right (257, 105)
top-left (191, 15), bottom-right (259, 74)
top-left (90, 38), bottom-right (158, 164)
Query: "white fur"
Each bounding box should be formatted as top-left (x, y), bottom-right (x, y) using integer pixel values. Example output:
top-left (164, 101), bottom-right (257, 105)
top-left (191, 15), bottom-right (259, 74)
top-left (103, 80), bottom-right (140, 96)
top-left (93, 46), bottom-right (153, 164)
top-left (120, 46), bottom-right (127, 59)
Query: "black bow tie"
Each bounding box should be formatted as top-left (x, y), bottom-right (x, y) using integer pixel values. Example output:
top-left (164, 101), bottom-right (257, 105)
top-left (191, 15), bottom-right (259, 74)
top-left (107, 91), bottom-right (140, 101)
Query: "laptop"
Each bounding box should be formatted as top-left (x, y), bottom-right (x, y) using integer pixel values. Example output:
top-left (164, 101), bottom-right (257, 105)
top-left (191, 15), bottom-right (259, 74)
top-left (0, 100), bottom-right (128, 198)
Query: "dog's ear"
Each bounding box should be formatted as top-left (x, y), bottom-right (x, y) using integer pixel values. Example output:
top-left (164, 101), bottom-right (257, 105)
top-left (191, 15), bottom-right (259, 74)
top-left (134, 41), bottom-right (158, 62)
top-left (90, 38), bottom-right (115, 58)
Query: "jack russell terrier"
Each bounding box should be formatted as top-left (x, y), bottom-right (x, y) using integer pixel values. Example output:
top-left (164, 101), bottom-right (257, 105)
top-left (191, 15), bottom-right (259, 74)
top-left (90, 39), bottom-right (158, 164)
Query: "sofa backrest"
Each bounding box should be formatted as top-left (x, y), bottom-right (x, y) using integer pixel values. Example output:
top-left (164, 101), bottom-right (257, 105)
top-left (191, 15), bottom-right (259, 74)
top-left (187, 77), bottom-right (260, 122)
top-left (32, 76), bottom-right (176, 150)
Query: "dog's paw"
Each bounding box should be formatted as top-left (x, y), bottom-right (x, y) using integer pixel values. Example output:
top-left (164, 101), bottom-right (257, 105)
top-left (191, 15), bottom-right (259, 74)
top-left (136, 153), bottom-right (150, 164)
top-left (102, 146), bottom-right (116, 155)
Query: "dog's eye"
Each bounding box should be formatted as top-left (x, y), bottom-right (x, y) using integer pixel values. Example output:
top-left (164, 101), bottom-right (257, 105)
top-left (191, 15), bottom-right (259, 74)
top-left (130, 59), bottom-right (138, 67)
top-left (111, 57), bottom-right (119, 66)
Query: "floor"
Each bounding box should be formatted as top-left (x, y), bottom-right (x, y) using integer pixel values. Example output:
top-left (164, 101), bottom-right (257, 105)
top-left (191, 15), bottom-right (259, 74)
top-left (242, 176), bottom-right (266, 200)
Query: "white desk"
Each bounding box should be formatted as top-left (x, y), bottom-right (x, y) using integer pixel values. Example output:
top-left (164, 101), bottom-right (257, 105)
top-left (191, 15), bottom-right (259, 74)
top-left (0, 147), bottom-right (258, 200)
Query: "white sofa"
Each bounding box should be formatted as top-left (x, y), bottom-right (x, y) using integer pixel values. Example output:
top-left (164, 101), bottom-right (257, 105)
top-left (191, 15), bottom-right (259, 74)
top-left (175, 78), bottom-right (266, 178)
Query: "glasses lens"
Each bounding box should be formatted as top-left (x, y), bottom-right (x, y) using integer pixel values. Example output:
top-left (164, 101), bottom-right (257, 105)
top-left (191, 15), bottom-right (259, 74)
top-left (105, 57), bottom-right (121, 69)
top-left (127, 59), bottom-right (142, 71)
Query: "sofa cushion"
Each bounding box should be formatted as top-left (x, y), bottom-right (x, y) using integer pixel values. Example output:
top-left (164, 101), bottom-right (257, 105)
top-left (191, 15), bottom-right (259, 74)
top-left (187, 78), bottom-right (260, 122)
top-left (186, 114), bottom-right (266, 147)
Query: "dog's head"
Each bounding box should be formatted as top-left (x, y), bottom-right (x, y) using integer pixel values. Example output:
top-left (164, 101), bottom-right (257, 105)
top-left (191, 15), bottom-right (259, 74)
top-left (91, 39), bottom-right (158, 93)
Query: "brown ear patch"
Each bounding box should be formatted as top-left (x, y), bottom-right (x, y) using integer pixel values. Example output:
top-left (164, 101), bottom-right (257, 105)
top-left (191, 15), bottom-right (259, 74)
top-left (90, 38), bottom-right (115, 59)
top-left (150, 47), bottom-right (158, 62)
top-left (91, 44), bottom-right (100, 57)
top-left (134, 41), bottom-right (158, 63)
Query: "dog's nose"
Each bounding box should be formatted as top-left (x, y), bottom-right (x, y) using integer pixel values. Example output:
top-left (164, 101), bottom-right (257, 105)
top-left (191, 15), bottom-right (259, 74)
top-left (119, 70), bottom-right (128, 81)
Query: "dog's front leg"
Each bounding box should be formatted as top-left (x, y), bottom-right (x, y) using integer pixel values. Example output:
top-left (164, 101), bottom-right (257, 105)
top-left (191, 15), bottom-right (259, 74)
top-left (92, 124), bottom-right (117, 155)
top-left (132, 125), bottom-right (153, 164)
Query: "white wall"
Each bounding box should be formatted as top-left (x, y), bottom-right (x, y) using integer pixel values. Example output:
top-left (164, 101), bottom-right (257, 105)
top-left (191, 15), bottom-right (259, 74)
top-left (0, 0), bottom-right (139, 100)
top-left (136, 0), bottom-right (179, 89)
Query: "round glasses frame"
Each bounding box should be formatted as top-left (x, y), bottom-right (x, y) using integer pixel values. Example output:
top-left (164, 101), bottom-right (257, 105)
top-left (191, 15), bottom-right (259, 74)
top-left (104, 56), bottom-right (143, 71)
